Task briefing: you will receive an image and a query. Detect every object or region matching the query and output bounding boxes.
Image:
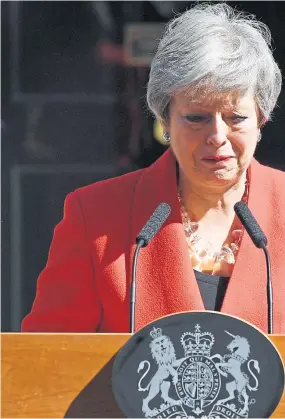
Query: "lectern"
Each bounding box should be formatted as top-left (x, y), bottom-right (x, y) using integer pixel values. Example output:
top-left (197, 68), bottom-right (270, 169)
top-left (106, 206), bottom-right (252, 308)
top-left (1, 333), bottom-right (285, 418)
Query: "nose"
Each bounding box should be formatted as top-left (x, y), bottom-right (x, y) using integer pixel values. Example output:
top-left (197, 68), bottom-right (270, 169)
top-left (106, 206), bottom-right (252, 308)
top-left (206, 114), bottom-right (229, 147)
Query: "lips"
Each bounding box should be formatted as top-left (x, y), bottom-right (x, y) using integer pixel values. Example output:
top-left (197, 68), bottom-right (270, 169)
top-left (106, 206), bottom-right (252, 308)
top-left (202, 155), bottom-right (233, 161)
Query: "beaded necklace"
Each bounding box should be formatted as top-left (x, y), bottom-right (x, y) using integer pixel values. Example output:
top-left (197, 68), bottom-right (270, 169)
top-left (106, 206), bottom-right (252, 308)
top-left (178, 180), bottom-right (249, 274)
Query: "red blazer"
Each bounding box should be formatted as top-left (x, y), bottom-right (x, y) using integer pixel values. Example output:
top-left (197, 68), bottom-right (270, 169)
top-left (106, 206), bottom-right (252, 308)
top-left (22, 149), bottom-right (285, 333)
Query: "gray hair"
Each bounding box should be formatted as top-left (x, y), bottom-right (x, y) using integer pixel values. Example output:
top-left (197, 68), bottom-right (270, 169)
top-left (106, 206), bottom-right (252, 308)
top-left (147, 2), bottom-right (282, 123)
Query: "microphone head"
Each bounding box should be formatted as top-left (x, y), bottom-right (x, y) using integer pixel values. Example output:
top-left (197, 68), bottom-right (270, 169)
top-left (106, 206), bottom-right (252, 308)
top-left (136, 203), bottom-right (171, 247)
top-left (234, 201), bottom-right (267, 248)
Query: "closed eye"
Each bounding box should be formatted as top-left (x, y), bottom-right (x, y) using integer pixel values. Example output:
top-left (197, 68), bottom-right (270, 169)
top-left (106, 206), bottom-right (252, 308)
top-left (183, 113), bottom-right (248, 125)
top-left (229, 114), bottom-right (248, 123)
top-left (184, 114), bottom-right (210, 123)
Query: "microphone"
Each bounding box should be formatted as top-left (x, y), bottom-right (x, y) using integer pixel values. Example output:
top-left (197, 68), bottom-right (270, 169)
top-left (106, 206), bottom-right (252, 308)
top-left (130, 203), bottom-right (171, 333)
top-left (234, 201), bottom-right (273, 334)
top-left (234, 201), bottom-right (267, 248)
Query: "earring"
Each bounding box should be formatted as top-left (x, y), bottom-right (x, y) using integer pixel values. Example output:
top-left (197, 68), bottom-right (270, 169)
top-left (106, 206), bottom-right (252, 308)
top-left (163, 132), bottom-right (170, 144)
top-left (257, 130), bottom-right (262, 143)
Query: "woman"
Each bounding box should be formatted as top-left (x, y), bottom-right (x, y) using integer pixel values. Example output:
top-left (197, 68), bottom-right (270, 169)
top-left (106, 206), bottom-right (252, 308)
top-left (22, 3), bottom-right (285, 333)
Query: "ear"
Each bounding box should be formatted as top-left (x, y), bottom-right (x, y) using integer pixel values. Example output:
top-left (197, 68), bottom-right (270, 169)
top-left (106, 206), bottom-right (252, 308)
top-left (258, 121), bottom-right (264, 130)
top-left (258, 115), bottom-right (268, 129)
top-left (162, 121), bottom-right (170, 134)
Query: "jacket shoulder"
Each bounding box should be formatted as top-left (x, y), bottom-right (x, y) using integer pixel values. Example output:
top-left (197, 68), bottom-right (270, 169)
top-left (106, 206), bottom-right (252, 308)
top-left (258, 162), bottom-right (285, 188)
top-left (70, 168), bottom-right (145, 213)
top-left (258, 162), bottom-right (285, 177)
top-left (255, 163), bottom-right (285, 214)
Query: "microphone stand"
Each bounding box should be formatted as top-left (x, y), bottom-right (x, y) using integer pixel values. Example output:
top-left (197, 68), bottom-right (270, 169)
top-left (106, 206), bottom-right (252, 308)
top-left (130, 239), bottom-right (145, 333)
top-left (262, 245), bottom-right (273, 334)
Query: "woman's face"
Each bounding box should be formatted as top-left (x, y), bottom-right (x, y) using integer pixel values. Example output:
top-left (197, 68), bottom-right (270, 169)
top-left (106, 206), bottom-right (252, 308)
top-left (166, 91), bottom-right (261, 189)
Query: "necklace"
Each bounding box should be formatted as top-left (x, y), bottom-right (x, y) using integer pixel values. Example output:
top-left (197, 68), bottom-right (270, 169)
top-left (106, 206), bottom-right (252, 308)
top-left (178, 181), bottom-right (248, 274)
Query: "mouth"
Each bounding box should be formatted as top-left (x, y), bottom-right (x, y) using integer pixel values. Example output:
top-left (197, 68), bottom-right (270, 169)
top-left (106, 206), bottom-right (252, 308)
top-left (202, 155), bottom-right (233, 161)
top-left (201, 156), bottom-right (234, 167)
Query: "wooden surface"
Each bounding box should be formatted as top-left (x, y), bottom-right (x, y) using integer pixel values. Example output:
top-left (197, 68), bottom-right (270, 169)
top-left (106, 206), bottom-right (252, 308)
top-left (1, 334), bottom-right (285, 418)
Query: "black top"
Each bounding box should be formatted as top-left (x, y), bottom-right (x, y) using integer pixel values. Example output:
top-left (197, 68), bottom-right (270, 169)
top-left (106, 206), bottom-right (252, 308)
top-left (194, 270), bottom-right (230, 311)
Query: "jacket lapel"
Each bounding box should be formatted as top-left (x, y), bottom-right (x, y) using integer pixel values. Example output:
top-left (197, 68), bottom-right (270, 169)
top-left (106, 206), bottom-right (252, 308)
top-left (129, 149), bottom-right (204, 331)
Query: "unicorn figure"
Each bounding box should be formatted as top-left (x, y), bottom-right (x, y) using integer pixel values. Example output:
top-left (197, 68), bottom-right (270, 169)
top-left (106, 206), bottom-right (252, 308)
top-left (211, 331), bottom-right (260, 416)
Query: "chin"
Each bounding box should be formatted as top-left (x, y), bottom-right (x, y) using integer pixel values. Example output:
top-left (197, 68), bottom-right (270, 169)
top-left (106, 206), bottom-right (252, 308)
top-left (203, 168), bottom-right (239, 184)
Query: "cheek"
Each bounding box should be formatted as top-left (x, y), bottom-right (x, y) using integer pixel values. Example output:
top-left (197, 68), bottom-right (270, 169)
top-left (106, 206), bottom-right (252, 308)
top-left (231, 129), bottom-right (258, 159)
top-left (170, 124), bottom-right (200, 157)
top-left (171, 139), bottom-right (198, 172)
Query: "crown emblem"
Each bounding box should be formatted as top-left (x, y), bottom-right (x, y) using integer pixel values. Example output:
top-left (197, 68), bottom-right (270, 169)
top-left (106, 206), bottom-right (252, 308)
top-left (181, 324), bottom-right (215, 357)
top-left (150, 327), bottom-right (162, 340)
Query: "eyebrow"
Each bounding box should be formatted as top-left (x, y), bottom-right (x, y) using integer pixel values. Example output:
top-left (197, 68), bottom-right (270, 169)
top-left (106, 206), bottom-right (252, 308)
top-left (182, 105), bottom-right (249, 113)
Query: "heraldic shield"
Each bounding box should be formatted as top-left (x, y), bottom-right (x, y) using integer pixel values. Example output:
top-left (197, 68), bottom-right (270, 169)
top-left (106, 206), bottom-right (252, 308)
top-left (112, 312), bottom-right (284, 418)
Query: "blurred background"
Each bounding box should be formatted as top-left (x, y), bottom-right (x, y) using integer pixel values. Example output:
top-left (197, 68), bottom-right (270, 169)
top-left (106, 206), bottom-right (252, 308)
top-left (2, 1), bottom-right (285, 332)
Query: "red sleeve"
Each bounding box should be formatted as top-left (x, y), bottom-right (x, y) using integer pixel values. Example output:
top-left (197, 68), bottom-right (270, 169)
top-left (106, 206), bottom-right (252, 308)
top-left (21, 191), bottom-right (102, 332)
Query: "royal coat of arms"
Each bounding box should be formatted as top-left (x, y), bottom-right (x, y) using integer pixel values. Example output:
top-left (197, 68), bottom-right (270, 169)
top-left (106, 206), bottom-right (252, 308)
top-left (137, 324), bottom-right (260, 418)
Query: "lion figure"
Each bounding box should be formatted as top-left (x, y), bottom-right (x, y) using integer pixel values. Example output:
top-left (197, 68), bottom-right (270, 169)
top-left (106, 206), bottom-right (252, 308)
top-left (137, 334), bottom-right (182, 416)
